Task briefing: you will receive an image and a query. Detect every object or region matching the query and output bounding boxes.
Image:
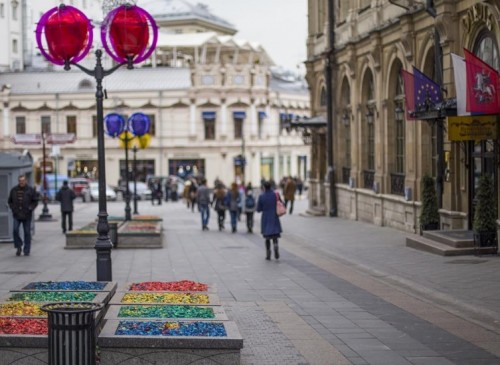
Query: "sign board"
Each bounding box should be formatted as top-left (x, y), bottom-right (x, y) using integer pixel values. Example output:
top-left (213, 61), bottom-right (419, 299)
top-left (448, 115), bottom-right (498, 141)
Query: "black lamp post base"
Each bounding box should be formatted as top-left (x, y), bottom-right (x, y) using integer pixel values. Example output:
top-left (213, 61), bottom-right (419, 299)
top-left (38, 213), bottom-right (54, 221)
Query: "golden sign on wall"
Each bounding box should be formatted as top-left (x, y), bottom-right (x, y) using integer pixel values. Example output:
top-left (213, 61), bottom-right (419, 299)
top-left (448, 115), bottom-right (498, 141)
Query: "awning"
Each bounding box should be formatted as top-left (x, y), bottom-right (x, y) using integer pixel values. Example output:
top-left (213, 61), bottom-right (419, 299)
top-left (258, 111), bottom-right (267, 119)
top-left (233, 111), bottom-right (246, 119)
top-left (202, 111), bottom-right (216, 120)
top-left (10, 133), bottom-right (76, 145)
top-left (290, 115), bottom-right (327, 128)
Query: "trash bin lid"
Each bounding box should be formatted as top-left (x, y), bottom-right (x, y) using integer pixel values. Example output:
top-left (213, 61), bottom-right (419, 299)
top-left (41, 302), bottom-right (103, 314)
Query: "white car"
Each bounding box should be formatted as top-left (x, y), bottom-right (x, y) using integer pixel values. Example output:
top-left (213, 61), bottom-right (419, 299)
top-left (82, 182), bottom-right (117, 202)
top-left (128, 181), bottom-right (152, 200)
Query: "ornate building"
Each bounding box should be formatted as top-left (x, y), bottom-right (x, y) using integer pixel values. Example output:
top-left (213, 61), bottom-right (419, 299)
top-left (306, 0), bottom-right (499, 232)
top-left (0, 0), bottom-right (309, 188)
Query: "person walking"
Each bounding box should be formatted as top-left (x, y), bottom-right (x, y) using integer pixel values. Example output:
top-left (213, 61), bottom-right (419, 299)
top-left (257, 180), bottom-right (283, 260)
top-left (197, 178), bottom-right (211, 230)
top-left (244, 188), bottom-right (257, 233)
top-left (212, 183), bottom-right (226, 231)
top-left (151, 179), bottom-right (162, 205)
top-left (284, 176), bottom-right (297, 214)
top-left (8, 175), bottom-right (39, 256)
top-left (224, 182), bottom-right (240, 233)
top-left (189, 179), bottom-right (198, 213)
top-left (55, 180), bottom-right (76, 234)
top-left (164, 178), bottom-right (170, 202)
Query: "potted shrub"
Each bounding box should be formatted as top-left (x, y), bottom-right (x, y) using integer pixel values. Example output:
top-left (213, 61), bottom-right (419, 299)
top-left (420, 175), bottom-right (440, 234)
top-left (473, 174), bottom-right (498, 249)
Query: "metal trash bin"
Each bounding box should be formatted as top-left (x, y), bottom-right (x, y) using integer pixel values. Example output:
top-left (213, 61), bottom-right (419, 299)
top-left (108, 222), bottom-right (118, 247)
top-left (41, 302), bottom-right (103, 365)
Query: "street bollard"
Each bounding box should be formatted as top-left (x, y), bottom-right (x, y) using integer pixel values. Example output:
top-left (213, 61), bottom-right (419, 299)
top-left (41, 302), bottom-right (102, 365)
top-left (108, 222), bottom-right (118, 248)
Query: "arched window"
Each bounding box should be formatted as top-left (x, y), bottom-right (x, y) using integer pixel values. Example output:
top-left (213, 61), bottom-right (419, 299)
top-left (340, 77), bottom-right (351, 183)
top-left (362, 70), bottom-right (375, 189)
top-left (319, 86), bottom-right (327, 107)
top-left (392, 61), bottom-right (405, 196)
top-left (475, 31), bottom-right (500, 71)
top-left (471, 31), bottom-right (499, 209)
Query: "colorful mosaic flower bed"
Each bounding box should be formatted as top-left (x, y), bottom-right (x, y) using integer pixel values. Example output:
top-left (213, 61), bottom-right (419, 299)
top-left (118, 305), bottom-right (215, 319)
top-left (8, 292), bottom-right (97, 302)
top-left (72, 222), bottom-right (97, 234)
top-left (0, 302), bottom-right (46, 317)
top-left (129, 280), bottom-right (208, 292)
top-left (122, 222), bottom-right (159, 232)
top-left (132, 215), bottom-right (162, 221)
top-left (121, 293), bottom-right (209, 304)
top-left (23, 281), bottom-right (107, 291)
top-left (0, 318), bottom-right (48, 335)
top-left (115, 320), bottom-right (226, 337)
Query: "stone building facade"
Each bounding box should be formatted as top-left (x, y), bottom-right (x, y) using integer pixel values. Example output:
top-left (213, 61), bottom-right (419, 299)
top-left (0, 0), bottom-right (310, 189)
top-left (306, 0), bottom-right (500, 233)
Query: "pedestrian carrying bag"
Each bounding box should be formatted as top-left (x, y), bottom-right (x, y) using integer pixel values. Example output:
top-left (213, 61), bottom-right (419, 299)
top-left (275, 192), bottom-right (286, 217)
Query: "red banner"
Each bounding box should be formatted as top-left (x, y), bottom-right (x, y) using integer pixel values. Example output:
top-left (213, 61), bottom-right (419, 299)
top-left (401, 69), bottom-right (415, 120)
top-left (464, 49), bottom-right (500, 114)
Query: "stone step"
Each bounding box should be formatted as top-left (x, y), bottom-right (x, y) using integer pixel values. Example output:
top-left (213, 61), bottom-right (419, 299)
top-left (406, 235), bottom-right (497, 256)
top-left (422, 230), bottom-right (474, 248)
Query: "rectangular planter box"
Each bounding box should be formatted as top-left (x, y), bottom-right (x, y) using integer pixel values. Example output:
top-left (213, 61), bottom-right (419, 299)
top-left (105, 304), bottom-right (228, 321)
top-left (116, 221), bottom-right (163, 248)
top-left (12, 282), bottom-right (117, 302)
top-left (98, 319), bottom-right (242, 365)
top-left (65, 221), bottom-right (124, 249)
top-left (119, 282), bottom-right (216, 294)
top-left (3, 291), bottom-right (109, 305)
top-left (109, 292), bottom-right (221, 306)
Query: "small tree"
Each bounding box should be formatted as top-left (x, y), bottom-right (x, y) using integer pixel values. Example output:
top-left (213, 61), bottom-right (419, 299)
top-left (473, 174), bottom-right (497, 233)
top-left (420, 175), bottom-right (439, 231)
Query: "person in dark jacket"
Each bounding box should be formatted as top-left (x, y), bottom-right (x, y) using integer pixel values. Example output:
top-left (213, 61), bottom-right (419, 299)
top-left (224, 182), bottom-right (240, 233)
top-left (55, 180), bottom-right (76, 234)
top-left (197, 178), bottom-right (211, 230)
top-left (256, 180), bottom-right (283, 260)
top-left (212, 183), bottom-right (226, 231)
top-left (8, 175), bottom-right (38, 256)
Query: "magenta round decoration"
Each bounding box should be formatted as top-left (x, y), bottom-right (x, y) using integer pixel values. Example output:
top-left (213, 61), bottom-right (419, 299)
top-left (101, 5), bottom-right (158, 64)
top-left (35, 5), bottom-right (93, 66)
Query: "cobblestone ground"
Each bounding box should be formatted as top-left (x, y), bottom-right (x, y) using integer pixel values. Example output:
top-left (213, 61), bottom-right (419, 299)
top-left (0, 197), bottom-right (499, 364)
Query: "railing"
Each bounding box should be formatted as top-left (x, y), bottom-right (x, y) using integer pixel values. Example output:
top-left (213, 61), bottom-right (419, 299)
top-left (342, 167), bottom-right (351, 184)
top-left (390, 173), bottom-right (405, 196)
top-left (363, 170), bottom-right (375, 189)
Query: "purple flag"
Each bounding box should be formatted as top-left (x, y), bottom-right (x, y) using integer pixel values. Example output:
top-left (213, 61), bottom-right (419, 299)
top-left (413, 66), bottom-right (442, 110)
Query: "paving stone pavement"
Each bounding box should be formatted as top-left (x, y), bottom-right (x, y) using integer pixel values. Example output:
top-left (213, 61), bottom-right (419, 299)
top-left (0, 197), bottom-right (499, 365)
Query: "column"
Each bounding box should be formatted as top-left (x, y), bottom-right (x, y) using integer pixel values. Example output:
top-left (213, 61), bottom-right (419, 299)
top-left (189, 101), bottom-right (196, 136)
top-left (220, 101), bottom-right (227, 136)
top-left (2, 103), bottom-right (9, 137)
top-left (250, 101), bottom-right (257, 136)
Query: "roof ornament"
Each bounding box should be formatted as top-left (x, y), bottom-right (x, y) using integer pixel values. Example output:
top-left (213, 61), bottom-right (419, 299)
top-left (102, 0), bottom-right (137, 17)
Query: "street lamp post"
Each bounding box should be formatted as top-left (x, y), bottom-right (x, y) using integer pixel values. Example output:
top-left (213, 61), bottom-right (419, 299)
top-left (39, 132), bottom-right (52, 220)
top-left (123, 132), bottom-right (132, 220)
top-left (105, 113), bottom-right (151, 218)
top-left (36, 4), bottom-right (157, 281)
top-left (132, 145), bottom-right (139, 215)
top-left (326, 0), bottom-right (337, 217)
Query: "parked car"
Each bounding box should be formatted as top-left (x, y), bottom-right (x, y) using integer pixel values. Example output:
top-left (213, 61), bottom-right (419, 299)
top-left (68, 177), bottom-right (91, 198)
top-left (81, 182), bottom-right (117, 202)
top-left (128, 181), bottom-right (152, 200)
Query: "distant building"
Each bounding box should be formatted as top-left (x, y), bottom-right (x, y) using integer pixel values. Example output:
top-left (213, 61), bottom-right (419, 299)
top-left (0, 0), bottom-right (310, 188)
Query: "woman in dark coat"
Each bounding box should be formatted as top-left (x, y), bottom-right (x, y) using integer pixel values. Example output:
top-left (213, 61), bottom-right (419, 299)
top-left (256, 180), bottom-right (282, 260)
